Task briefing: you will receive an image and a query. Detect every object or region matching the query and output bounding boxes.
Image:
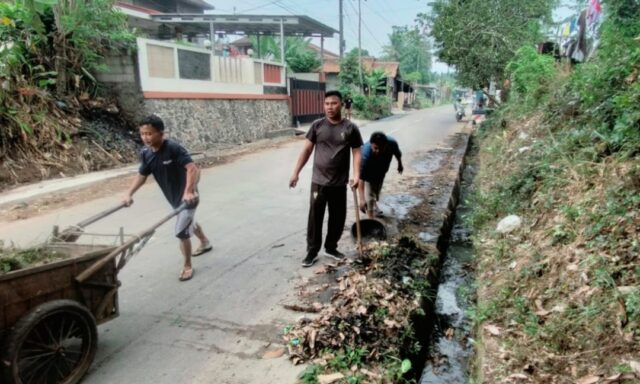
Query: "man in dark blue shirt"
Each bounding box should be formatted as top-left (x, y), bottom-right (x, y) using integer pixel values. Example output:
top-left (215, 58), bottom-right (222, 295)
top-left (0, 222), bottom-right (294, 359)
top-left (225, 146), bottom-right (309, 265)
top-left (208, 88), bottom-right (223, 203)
top-left (122, 115), bottom-right (211, 281)
top-left (358, 132), bottom-right (403, 218)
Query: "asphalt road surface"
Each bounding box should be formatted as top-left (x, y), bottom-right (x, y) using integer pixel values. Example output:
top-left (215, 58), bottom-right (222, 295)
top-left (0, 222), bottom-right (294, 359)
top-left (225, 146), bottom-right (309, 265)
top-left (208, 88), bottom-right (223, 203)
top-left (0, 105), bottom-right (464, 384)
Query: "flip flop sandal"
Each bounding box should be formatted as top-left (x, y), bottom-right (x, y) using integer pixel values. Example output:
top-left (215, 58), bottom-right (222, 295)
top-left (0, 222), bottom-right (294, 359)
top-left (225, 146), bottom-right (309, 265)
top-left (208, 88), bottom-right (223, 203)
top-left (193, 243), bottom-right (212, 257)
top-left (179, 268), bottom-right (194, 281)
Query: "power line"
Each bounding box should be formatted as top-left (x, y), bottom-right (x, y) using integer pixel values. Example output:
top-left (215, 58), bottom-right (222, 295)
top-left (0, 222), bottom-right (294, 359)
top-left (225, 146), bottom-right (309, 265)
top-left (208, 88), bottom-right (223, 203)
top-left (342, 3), bottom-right (359, 47)
top-left (362, 0), bottom-right (393, 28)
top-left (237, 1), bottom-right (283, 14)
top-left (346, 0), bottom-right (385, 52)
top-left (279, 0), bottom-right (312, 15)
top-left (272, 0), bottom-right (297, 15)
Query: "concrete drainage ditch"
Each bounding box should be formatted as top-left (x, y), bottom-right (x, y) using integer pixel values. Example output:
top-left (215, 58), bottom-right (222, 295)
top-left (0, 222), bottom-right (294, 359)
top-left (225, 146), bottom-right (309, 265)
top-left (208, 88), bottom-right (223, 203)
top-left (381, 132), bottom-right (477, 384)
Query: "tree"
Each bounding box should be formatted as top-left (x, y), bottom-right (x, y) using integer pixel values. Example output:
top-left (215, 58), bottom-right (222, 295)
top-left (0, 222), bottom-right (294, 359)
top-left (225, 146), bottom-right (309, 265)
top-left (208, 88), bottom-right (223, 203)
top-left (284, 37), bottom-right (321, 73)
top-left (248, 36), bottom-right (321, 72)
top-left (338, 48), bottom-right (366, 90)
top-left (420, 0), bottom-right (554, 89)
top-left (364, 68), bottom-right (387, 96)
top-left (14, 0), bottom-right (134, 96)
top-left (382, 25), bottom-right (431, 84)
top-left (0, 0), bottom-right (133, 158)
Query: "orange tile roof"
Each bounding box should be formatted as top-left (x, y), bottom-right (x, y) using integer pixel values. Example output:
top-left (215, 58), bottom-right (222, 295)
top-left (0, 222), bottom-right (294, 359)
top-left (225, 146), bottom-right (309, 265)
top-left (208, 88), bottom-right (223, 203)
top-left (322, 59), bottom-right (341, 73)
top-left (308, 44), bottom-right (339, 59)
top-left (321, 57), bottom-right (400, 78)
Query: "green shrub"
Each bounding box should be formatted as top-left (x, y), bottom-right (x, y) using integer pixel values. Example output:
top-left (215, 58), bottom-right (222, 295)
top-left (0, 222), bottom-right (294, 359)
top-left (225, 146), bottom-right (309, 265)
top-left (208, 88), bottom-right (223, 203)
top-left (354, 94), bottom-right (392, 120)
top-left (505, 45), bottom-right (556, 110)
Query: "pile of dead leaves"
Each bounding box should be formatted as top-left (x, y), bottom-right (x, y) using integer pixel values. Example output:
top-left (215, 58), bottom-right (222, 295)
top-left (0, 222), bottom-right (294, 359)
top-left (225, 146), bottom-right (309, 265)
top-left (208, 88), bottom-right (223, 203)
top-left (283, 237), bottom-right (437, 382)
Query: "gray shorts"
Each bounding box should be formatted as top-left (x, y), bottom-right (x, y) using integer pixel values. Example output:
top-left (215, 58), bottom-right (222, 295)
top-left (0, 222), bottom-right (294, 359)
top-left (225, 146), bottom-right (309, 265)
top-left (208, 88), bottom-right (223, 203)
top-left (364, 180), bottom-right (383, 211)
top-left (175, 208), bottom-right (196, 239)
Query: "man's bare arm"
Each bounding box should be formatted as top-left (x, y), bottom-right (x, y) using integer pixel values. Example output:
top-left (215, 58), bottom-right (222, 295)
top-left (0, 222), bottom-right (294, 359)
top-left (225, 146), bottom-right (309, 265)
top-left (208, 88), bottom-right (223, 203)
top-left (122, 174), bottom-right (148, 206)
top-left (289, 139), bottom-right (314, 188)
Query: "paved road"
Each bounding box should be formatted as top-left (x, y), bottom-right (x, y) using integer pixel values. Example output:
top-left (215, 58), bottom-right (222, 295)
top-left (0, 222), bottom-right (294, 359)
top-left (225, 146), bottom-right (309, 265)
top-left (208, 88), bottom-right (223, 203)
top-left (0, 105), bottom-right (463, 384)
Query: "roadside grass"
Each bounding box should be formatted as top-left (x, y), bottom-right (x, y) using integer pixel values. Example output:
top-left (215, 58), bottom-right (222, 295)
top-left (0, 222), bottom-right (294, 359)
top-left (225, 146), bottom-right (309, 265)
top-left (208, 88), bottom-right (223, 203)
top-left (467, 90), bottom-right (640, 382)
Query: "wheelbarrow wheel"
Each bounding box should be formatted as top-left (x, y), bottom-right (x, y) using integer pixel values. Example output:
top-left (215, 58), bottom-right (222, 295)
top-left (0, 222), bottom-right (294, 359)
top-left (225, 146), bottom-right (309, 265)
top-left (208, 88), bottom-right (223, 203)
top-left (2, 300), bottom-right (98, 384)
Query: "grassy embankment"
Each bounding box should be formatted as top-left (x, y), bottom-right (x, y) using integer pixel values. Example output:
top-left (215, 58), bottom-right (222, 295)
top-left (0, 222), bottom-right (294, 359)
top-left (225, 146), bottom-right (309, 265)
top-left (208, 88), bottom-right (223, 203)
top-left (468, 3), bottom-right (640, 382)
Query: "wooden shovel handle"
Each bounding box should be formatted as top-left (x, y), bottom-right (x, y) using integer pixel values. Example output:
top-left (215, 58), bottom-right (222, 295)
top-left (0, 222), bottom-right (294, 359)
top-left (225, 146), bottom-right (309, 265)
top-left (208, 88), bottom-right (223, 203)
top-left (351, 185), bottom-right (363, 257)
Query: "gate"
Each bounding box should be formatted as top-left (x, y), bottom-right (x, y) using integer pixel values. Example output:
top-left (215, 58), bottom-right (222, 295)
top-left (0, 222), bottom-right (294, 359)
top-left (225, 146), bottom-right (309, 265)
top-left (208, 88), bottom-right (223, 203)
top-left (289, 78), bottom-right (326, 126)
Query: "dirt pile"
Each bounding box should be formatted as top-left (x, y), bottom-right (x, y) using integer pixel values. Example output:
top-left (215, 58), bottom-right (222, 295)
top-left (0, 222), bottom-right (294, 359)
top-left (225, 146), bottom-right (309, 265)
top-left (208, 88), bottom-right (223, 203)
top-left (0, 96), bottom-right (139, 191)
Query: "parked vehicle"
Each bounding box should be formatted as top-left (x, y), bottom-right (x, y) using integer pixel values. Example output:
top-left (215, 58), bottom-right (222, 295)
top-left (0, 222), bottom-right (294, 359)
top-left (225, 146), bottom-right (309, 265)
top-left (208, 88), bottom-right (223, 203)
top-left (454, 98), bottom-right (466, 122)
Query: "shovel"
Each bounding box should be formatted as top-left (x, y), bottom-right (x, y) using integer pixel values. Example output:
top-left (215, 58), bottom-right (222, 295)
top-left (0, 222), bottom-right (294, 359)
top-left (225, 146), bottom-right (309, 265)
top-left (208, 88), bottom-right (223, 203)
top-left (57, 202), bottom-right (128, 242)
top-left (350, 188), bottom-right (387, 242)
top-left (351, 185), bottom-right (363, 257)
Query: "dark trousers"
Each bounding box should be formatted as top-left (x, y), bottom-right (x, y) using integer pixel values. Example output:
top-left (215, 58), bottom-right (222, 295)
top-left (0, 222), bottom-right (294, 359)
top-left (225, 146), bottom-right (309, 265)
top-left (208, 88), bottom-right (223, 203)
top-left (307, 183), bottom-right (347, 255)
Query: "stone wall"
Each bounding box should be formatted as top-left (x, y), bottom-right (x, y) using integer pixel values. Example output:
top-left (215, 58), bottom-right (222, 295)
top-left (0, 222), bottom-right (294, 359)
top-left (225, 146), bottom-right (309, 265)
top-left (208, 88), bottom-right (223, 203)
top-left (143, 98), bottom-right (291, 150)
top-left (97, 53), bottom-right (292, 151)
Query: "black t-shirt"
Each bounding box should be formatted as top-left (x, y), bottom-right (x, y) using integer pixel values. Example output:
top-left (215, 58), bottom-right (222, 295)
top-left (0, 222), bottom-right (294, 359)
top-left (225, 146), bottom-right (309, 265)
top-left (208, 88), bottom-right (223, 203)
top-left (306, 118), bottom-right (363, 186)
top-left (344, 98), bottom-right (353, 108)
top-left (139, 139), bottom-right (193, 208)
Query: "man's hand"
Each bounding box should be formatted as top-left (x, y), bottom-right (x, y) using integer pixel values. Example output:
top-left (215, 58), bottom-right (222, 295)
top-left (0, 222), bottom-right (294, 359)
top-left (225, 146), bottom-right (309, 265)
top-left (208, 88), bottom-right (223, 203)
top-left (398, 164), bottom-right (404, 175)
top-left (350, 178), bottom-right (360, 189)
top-left (183, 191), bottom-right (198, 205)
top-left (289, 174), bottom-right (299, 188)
top-left (122, 195), bottom-right (134, 207)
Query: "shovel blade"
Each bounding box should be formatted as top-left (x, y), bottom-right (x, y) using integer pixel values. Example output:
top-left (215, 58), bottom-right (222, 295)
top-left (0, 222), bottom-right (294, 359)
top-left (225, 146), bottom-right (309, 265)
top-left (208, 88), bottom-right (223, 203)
top-left (351, 219), bottom-right (386, 240)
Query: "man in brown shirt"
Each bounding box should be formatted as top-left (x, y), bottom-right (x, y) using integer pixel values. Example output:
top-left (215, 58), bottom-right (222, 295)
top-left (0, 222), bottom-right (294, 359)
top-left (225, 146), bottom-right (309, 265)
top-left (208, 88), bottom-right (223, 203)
top-left (290, 90), bottom-right (363, 267)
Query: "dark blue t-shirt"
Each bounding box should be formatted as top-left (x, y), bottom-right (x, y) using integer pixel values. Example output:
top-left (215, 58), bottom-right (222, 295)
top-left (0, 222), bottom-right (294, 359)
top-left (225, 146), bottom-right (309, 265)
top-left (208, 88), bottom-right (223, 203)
top-left (139, 139), bottom-right (193, 208)
top-left (360, 138), bottom-right (401, 183)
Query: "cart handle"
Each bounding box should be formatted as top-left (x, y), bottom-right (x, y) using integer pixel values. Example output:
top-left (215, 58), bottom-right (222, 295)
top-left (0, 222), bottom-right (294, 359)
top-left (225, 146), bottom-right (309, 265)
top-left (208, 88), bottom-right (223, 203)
top-left (56, 202), bottom-right (129, 242)
top-left (76, 202), bottom-right (129, 229)
top-left (75, 203), bottom-right (187, 283)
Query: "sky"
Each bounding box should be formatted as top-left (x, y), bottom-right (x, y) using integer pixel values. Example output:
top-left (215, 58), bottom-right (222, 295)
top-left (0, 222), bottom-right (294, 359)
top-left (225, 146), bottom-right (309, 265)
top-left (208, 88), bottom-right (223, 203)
top-left (203, 0), bottom-right (452, 71)
top-left (203, 1), bottom-right (581, 74)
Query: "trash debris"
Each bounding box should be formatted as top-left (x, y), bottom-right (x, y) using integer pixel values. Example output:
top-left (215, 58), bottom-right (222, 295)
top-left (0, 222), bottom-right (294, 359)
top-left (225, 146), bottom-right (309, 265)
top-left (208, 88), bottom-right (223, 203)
top-left (283, 304), bottom-right (321, 313)
top-left (317, 373), bottom-right (344, 384)
top-left (496, 215), bottom-right (522, 233)
top-left (262, 348), bottom-right (285, 359)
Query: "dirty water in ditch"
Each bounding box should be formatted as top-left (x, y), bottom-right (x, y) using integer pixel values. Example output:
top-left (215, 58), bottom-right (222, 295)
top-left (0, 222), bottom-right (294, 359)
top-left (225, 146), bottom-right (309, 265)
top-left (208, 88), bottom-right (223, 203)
top-left (419, 162), bottom-right (476, 384)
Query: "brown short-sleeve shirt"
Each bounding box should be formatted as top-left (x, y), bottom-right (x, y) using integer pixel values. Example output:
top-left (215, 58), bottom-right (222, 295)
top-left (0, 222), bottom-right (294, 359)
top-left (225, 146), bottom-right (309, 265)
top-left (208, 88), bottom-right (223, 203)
top-left (306, 118), bottom-right (363, 186)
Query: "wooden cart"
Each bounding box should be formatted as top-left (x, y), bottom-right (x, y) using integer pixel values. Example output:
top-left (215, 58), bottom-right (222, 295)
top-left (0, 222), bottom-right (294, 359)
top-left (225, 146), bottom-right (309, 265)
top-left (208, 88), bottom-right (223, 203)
top-left (0, 203), bottom-right (184, 384)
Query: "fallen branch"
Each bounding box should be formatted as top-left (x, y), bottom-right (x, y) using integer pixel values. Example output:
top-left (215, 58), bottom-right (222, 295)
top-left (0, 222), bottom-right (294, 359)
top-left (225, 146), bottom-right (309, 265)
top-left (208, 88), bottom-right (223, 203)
top-left (283, 304), bottom-right (320, 313)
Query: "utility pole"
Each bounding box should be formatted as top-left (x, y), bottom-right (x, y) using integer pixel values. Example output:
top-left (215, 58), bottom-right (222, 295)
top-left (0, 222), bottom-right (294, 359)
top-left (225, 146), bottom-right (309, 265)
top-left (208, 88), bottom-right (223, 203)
top-left (339, 0), bottom-right (344, 58)
top-left (358, 0), bottom-right (363, 90)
